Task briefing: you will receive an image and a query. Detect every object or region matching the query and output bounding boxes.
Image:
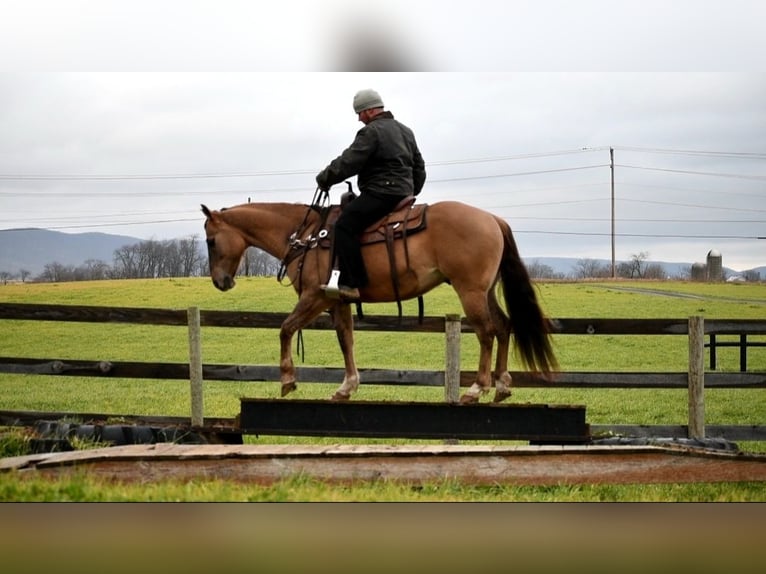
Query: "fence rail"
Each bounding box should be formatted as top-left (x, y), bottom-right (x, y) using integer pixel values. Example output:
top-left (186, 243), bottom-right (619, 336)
top-left (1, 303), bottom-right (765, 441)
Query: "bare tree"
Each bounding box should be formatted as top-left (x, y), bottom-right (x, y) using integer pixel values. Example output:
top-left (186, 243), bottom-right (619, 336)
top-left (178, 236), bottom-right (203, 277)
top-left (0, 271), bottom-right (14, 285)
top-left (240, 247), bottom-right (280, 277)
top-left (158, 240), bottom-right (182, 277)
top-left (37, 262), bottom-right (76, 282)
top-left (670, 265), bottom-right (692, 281)
top-left (77, 259), bottom-right (111, 281)
top-left (643, 263), bottom-right (667, 280)
top-left (525, 259), bottom-right (556, 280)
top-left (573, 258), bottom-right (611, 279)
top-left (19, 269), bottom-right (31, 283)
top-left (113, 244), bottom-right (139, 278)
top-left (619, 251), bottom-right (650, 279)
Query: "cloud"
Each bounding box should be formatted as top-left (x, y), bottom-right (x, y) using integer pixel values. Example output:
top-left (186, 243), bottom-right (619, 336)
top-left (0, 1), bottom-right (765, 270)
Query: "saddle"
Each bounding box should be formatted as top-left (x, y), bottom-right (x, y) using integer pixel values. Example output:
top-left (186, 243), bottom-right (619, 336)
top-left (318, 196), bottom-right (428, 249)
top-left (318, 195), bottom-right (428, 322)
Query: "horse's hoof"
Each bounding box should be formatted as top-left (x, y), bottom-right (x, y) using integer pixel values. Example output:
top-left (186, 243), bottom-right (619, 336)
top-left (331, 392), bottom-right (350, 401)
top-left (459, 394), bottom-right (479, 404)
top-left (281, 382), bottom-right (297, 397)
top-left (493, 388), bottom-right (512, 403)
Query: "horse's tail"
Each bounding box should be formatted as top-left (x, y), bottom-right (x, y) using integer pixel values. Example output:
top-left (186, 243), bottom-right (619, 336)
top-left (495, 217), bottom-right (558, 375)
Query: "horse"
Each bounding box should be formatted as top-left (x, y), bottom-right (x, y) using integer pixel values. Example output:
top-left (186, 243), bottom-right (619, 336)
top-left (201, 198), bottom-right (557, 403)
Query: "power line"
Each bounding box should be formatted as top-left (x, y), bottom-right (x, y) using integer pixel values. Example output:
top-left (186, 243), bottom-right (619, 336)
top-left (618, 198), bottom-right (766, 213)
top-left (614, 146), bottom-right (766, 159)
top-left (0, 148), bottom-right (608, 181)
top-left (515, 229), bottom-right (765, 240)
top-left (617, 181), bottom-right (765, 200)
top-left (506, 216), bottom-right (766, 223)
top-left (0, 165), bottom-right (610, 196)
top-left (2, 145), bottom-right (764, 182)
top-left (616, 164), bottom-right (766, 180)
top-left (427, 147), bottom-right (609, 166)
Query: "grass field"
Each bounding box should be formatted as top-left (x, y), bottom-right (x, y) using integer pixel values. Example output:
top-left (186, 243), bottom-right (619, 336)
top-left (1, 277), bottom-right (765, 501)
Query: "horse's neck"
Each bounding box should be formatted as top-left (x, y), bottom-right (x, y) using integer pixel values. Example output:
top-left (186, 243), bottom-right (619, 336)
top-left (227, 203), bottom-right (313, 258)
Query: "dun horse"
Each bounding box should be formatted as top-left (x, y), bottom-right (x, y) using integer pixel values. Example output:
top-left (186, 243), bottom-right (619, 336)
top-left (201, 199), bottom-right (557, 403)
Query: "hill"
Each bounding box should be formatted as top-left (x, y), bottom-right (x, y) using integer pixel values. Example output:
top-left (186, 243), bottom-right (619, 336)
top-left (1, 228), bottom-right (763, 280)
top-left (0, 228), bottom-right (142, 276)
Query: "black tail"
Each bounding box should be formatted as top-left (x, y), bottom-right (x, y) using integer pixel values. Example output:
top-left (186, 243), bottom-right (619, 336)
top-left (496, 218), bottom-right (558, 374)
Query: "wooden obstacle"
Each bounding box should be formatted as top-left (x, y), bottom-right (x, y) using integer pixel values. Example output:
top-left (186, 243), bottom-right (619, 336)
top-left (4, 443), bottom-right (765, 485)
top-left (238, 398), bottom-right (589, 443)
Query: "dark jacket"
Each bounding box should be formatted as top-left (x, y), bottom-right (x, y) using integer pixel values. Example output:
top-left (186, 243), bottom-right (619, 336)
top-left (316, 111), bottom-right (426, 198)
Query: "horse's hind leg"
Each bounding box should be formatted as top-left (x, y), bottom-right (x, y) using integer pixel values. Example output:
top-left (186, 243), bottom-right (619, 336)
top-left (455, 287), bottom-right (497, 404)
top-left (329, 302), bottom-right (360, 401)
top-left (489, 285), bottom-right (513, 402)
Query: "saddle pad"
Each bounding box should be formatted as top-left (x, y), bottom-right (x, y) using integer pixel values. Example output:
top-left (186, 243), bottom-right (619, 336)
top-left (319, 203), bottom-right (428, 248)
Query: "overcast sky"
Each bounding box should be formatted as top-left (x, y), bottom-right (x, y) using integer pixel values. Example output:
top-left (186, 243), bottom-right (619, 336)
top-left (1, 1), bottom-right (765, 271)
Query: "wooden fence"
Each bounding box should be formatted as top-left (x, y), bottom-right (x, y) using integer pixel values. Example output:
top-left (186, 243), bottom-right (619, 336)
top-left (1, 303), bottom-right (765, 441)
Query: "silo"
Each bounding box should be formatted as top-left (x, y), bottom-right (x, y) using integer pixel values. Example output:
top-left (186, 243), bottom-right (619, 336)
top-left (707, 249), bottom-right (723, 282)
top-left (691, 262), bottom-right (706, 281)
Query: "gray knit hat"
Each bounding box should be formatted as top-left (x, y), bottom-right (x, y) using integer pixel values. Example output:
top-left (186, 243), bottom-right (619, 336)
top-left (353, 89), bottom-right (384, 113)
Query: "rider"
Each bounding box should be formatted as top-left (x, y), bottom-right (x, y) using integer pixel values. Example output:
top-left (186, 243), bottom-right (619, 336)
top-left (316, 88), bottom-right (426, 300)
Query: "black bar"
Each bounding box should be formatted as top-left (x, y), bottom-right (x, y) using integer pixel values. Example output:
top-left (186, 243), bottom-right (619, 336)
top-left (239, 398), bottom-right (589, 442)
top-left (741, 334), bottom-right (747, 372)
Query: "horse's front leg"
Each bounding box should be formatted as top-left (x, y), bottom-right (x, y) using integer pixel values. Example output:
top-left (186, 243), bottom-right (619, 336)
top-left (279, 295), bottom-right (330, 397)
top-left (329, 303), bottom-right (359, 401)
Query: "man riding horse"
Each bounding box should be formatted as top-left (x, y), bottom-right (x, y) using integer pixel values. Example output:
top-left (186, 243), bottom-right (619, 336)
top-left (316, 89), bottom-right (427, 301)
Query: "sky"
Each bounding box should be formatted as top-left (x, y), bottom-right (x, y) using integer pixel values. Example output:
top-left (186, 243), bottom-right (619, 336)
top-left (1, 1), bottom-right (765, 271)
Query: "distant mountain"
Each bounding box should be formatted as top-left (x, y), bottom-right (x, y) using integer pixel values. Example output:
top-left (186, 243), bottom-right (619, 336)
top-left (1, 228), bottom-right (763, 280)
top-left (0, 228), bottom-right (142, 276)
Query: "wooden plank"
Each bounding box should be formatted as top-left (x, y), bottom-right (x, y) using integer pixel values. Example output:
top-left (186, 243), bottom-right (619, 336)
top-left (551, 318), bottom-right (691, 335)
top-left (6, 444), bottom-right (766, 485)
top-left (238, 398), bottom-right (589, 442)
top-left (688, 316), bottom-right (706, 439)
top-left (1, 358), bottom-right (764, 388)
top-left (4, 303), bottom-right (765, 335)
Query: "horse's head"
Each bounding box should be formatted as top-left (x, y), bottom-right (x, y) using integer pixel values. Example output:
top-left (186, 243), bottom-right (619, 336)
top-left (201, 204), bottom-right (247, 292)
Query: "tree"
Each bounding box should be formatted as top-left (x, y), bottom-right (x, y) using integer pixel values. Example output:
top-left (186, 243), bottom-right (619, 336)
top-left (0, 270), bottom-right (14, 285)
top-left (619, 251), bottom-right (651, 279)
top-left (78, 259), bottom-right (111, 281)
top-left (239, 247), bottom-right (280, 277)
top-left (178, 236), bottom-right (204, 277)
top-left (573, 258), bottom-right (611, 279)
top-left (525, 259), bottom-right (557, 280)
top-left (19, 269), bottom-right (31, 283)
top-left (37, 262), bottom-right (76, 282)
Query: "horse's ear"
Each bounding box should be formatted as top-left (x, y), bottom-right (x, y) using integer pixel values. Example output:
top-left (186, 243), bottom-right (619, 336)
top-left (201, 204), bottom-right (212, 218)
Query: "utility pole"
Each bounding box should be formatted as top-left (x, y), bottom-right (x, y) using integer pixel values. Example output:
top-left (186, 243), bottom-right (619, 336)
top-left (610, 147), bottom-right (616, 278)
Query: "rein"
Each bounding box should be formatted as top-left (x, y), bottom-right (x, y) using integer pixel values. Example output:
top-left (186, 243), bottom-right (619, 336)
top-left (277, 187), bottom-right (331, 285)
top-left (277, 187), bottom-right (333, 363)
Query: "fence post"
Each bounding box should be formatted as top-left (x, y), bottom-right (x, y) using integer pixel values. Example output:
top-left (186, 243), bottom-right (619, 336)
top-left (688, 315), bottom-right (705, 439)
top-left (188, 306), bottom-right (204, 427)
top-left (444, 314), bottom-right (461, 403)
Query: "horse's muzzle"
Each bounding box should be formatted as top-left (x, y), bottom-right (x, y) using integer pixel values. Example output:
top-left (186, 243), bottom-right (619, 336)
top-left (213, 276), bottom-right (235, 291)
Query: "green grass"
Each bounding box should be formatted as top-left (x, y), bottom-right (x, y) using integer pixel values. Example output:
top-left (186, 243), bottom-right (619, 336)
top-left (1, 471), bottom-right (764, 501)
top-left (1, 277), bottom-right (765, 500)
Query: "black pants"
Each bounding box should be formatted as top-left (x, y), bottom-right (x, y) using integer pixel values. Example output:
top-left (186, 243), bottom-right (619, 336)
top-left (333, 192), bottom-right (403, 288)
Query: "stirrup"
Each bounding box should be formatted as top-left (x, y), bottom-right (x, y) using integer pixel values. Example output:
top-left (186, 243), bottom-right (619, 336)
top-left (322, 269), bottom-right (341, 298)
